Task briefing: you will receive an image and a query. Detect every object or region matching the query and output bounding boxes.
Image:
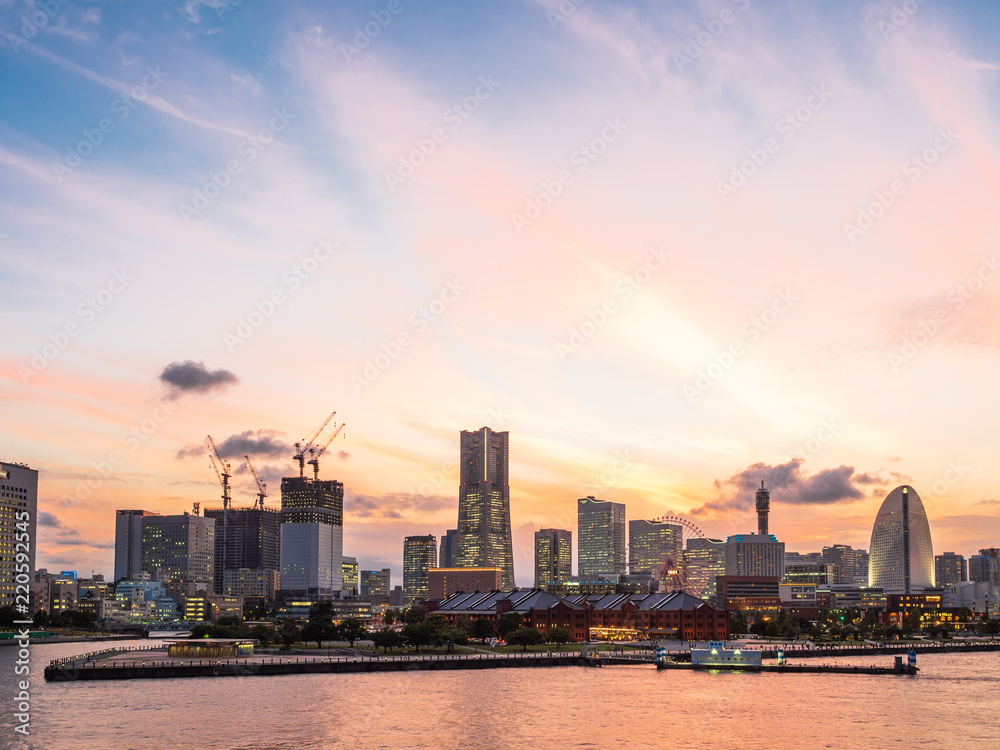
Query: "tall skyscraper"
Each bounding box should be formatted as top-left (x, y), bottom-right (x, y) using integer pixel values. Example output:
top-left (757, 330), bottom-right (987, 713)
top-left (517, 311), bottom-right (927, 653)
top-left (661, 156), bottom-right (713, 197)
top-left (141, 514), bottom-right (216, 583)
top-left (628, 519), bottom-right (683, 577)
top-left (1, 462), bottom-right (38, 610)
top-left (755, 482), bottom-right (770, 536)
top-left (534, 528), bottom-right (572, 587)
top-left (455, 427), bottom-right (514, 590)
top-left (203, 507), bottom-right (281, 597)
top-left (114, 509), bottom-right (159, 583)
top-left (577, 496), bottom-right (626, 578)
top-left (439, 528), bottom-right (458, 568)
top-left (279, 477), bottom-right (344, 594)
top-left (403, 535), bottom-right (438, 603)
top-left (869, 485), bottom-right (934, 594)
top-left (683, 537), bottom-right (726, 599)
top-left (935, 552), bottom-right (967, 587)
top-left (724, 534), bottom-right (785, 578)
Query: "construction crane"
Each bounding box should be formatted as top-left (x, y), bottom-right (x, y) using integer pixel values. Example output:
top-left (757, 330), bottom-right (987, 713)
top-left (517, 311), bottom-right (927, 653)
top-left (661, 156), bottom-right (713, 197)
top-left (307, 422), bottom-right (346, 482)
top-left (293, 411), bottom-right (336, 479)
top-left (206, 435), bottom-right (231, 509)
top-left (245, 454), bottom-right (267, 510)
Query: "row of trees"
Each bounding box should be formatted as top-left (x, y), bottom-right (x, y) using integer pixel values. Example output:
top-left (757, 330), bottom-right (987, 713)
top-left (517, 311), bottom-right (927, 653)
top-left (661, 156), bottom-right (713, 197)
top-left (731, 607), bottom-right (1000, 639)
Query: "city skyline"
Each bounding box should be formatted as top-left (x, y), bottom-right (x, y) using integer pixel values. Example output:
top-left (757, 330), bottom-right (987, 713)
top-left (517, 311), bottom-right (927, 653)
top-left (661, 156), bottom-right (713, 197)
top-left (3, 1), bottom-right (1000, 587)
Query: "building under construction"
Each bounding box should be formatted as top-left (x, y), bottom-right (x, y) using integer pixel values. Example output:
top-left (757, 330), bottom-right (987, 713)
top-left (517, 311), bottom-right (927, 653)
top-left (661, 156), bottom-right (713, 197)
top-left (203, 506), bottom-right (280, 598)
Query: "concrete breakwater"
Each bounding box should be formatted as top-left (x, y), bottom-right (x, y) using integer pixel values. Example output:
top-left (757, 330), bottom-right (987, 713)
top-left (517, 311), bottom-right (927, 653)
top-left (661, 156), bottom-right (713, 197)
top-left (45, 650), bottom-right (599, 682)
top-left (761, 641), bottom-right (1000, 659)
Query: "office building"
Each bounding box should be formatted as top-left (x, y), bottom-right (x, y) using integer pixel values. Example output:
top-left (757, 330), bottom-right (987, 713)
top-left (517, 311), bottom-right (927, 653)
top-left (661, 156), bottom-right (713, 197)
top-left (725, 533), bottom-right (785, 578)
top-left (969, 548), bottom-right (999, 585)
top-left (534, 528), bottom-right (572, 587)
top-left (439, 528), bottom-right (459, 568)
top-left (203, 507), bottom-right (280, 597)
top-left (342, 557), bottom-right (359, 594)
top-left (141, 514), bottom-right (216, 583)
top-left (715, 575), bottom-right (782, 611)
top-left (783, 563), bottom-right (833, 585)
top-left (114, 509), bottom-right (160, 583)
top-left (821, 544), bottom-right (857, 585)
top-left (360, 568), bottom-right (391, 605)
top-left (427, 567), bottom-right (502, 599)
top-left (868, 485), bottom-right (934, 594)
top-left (279, 477), bottom-right (344, 595)
top-left (935, 552), bottom-right (967, 587)
top-left (404, 535), bottom-right (438, 603)
top-left (1, 461), bottom-right (38, 610)
top-left (629, 519), bottom-right (682, 577)
top-left (854, 549), bottom-right (870, 583)
top-left (455, 427), bottom-right (515, 590)
top-left (578, 496), bottom-right (626, 578)
top-left (683, 538), bottom-right (726, 599)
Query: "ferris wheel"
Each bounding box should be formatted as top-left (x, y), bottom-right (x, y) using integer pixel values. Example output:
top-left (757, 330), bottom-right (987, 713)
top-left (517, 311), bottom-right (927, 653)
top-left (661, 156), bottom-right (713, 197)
top-left (652, 513), bottom-right (712, 599)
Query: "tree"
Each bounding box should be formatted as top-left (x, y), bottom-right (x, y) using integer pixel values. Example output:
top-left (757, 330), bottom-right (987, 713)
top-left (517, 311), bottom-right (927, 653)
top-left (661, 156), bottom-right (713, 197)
top-left (506, 627), bottom-right (545, 651)
top-left (340, 618), bottom-right (367, 648)
top-left (278, 622), bottom-right (301, 650)
top-left (730, 610), bottom-right (748, 636)
top-left (0, 605), bottom-right (19, 627)
top-left (33, 610), bottom-right (48, 628)
top-left (217, 615), bottom-right (242, 627)
top-left (749, 619), bottom-right (769, 637)
top-left (982, 618), bottom-right (1000, 636)
top-left (383, 609), bottom-right (398, 626)
top-left (309, 600), bottom-right (337, 626)
top-left (496, 612), bottom-right (523, 638)
top-left (403, 606), bottom-right (426, 625)
top-left (549, 628), bottom-right (572, 650)
top-left (249, 625), bottom-right (277, 647)
top-left (470, 617), bottom-right (496, 641)
top-left (440, 627), bottom-right (469, 653)
top-left (370, 627), bottom-right (404, 653)
top-left (402, 621), bottom-right (432, 653)
top-left (302, 620), bottom-right (332, 649)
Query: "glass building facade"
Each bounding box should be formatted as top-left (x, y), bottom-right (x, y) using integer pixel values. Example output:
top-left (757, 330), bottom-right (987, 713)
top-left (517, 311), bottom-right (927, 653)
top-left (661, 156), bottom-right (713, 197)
top-left (534, 528), bottom-right (572, 587)
top-left (869, 485), bottom-right (934, 594)
top-left (628, 519), bottom-right (683, 577)
top-left (403, 534), bottom-right (438, 603)
top-left (577, 497), bottom-right (626, 578)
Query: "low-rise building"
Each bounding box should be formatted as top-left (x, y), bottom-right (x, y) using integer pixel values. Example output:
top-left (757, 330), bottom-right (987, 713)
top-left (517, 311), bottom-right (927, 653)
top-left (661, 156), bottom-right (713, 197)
top-left (427, 567), bottom-right (502, 599)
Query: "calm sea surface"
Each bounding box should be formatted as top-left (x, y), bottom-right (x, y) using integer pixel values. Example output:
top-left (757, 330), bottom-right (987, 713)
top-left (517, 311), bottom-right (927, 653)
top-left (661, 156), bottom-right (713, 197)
top-left (2, 639), bottom-right (999, 749)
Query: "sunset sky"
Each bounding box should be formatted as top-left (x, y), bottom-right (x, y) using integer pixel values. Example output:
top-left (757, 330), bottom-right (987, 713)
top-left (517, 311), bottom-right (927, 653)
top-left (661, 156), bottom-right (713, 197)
top-left (2, 0), bottom-right (999, 586)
